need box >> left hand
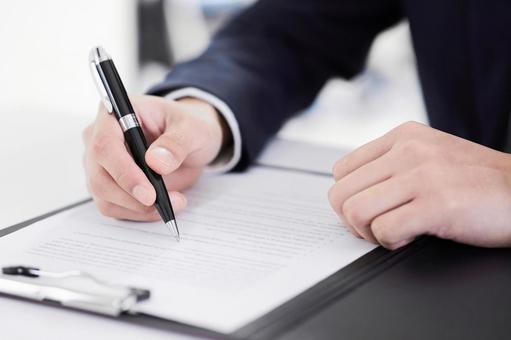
[328,121,511,250]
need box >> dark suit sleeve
[149,0,402,170]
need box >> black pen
[89,46,180,241]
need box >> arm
[82,0,403,221]
[150,0,403,169]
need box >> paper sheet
[0,166,376,333]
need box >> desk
[0,112,89,230]
[278,239,511,340]
[0,298,192,340]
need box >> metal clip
[89,46,114,114]
[1,265,150,316]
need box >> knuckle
[391,121,425,140]
[332,158,345,180]
[157,133,187,162]
[397,121,422,133]
[371,217,394,247]
[172,143,187,162]
[396,139,424,157]
[88,175,107,198]
[327,185,342,214]
[435,220,456,240]
[342,198,366,228]
[142,205,156,214]
[112,170,134,190]
[394,139,439,165]
[168,141,187,163]
[96,200,115,218]
[91,134,113,158]
[130,202,154,214]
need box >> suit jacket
[149,0,511,170]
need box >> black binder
[2,200,510,340]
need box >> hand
[83,95,227,221]
[328,121,511,250]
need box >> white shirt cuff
[165,87,242,173]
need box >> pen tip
[165,220,180,242]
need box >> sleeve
[165,87,242,174]
[149,0,403,170]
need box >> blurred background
[0,0,426,228]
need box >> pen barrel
[99,59,134,119]
[123,127,176,222]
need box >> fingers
[329,152,394,214]
[329,153,394,240]
[162,166,203,192]
[89,115,156,206]
[332,121,430,182]
[94,191,187,222]
[329,166,422,246]
[341,175,416,242]
[341,219,363,239]
[145,119,208,175]
[87,161,188,217]
[370,199,435,250]
[327,121,463,249]
[333,131,395,181]
[86,163,156,213]
[84,96,222,222]
[95,200,160,222]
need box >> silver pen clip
[89,46,114,114]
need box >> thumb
[145,125,205,175]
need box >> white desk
[0,112,90,230]
[0,298,192,340]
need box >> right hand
[82,95,227,221]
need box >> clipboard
[0,199,426,340]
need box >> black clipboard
[0,199,425,340]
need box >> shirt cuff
[165,87,242,174]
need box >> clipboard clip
[0,265,150,316]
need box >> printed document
[0,165,376,333]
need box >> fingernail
[133,185,153,206]
[151,147,177,170]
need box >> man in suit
[82,0,511,250]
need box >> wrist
[164,87,241,172]
[177,97,232,149]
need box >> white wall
[0,0,137,117]
[0,1,137,228]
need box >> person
[82,0,511,250]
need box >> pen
[89,46,180,241]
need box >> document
[0,165,376,333]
